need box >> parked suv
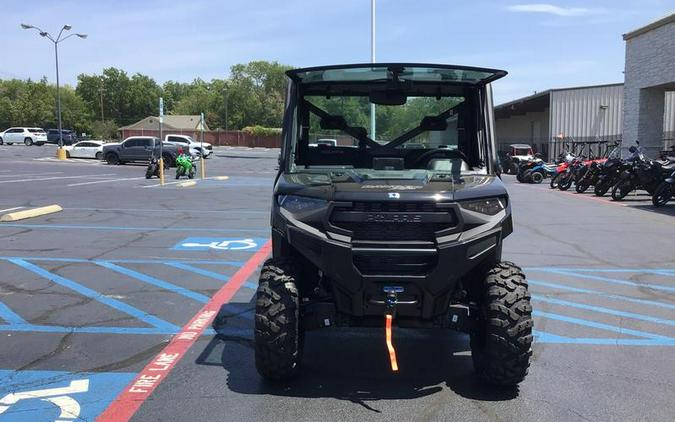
[102,136,178,166]
[0,127,48,146]
[46,129,77,145]
[253,63,532,386]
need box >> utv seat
[428,158,470,173]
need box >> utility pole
[99,79,105,122]
[224,90,229,133]
[370,0,376,141]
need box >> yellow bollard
[159,157,165,186]
[56,147,67,160]
[200,156,206,179]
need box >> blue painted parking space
[0,370,135,421]
[525,267,675,346]
[0,256,261,336]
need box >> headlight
[277,195,327,213]
[460,197,505,215]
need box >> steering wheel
[411,148,469,168]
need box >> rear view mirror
[420,116,448,131]
[369,90,407,106]
[320,115,347,130]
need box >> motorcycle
[575,143,621,193]
[652,167,675,206]
[145,156,161,179]
[550,152,575,189]
[175,152,196,179]
[558,157,587,191]
[611,146,670,201]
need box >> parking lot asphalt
[0,143,673,422]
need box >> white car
[64,140,104,159]
[0,127,48,146]
[165,134,213,158]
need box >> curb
[211,176,229,181]
[177,181,196,188]
[0,204,63,222]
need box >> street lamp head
[39,32,49,37]
[20,23,34,29]
[76,33,87,39]
[63,24,72,30]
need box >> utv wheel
[255,258,303,381]
[530,171,544,184]
[611,179,632,201]
[509,162,519,175]
[470,262,533,386]
[652,182,672,207]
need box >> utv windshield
[284,64,506,180]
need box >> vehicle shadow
[197,302,520,409]
[627,203,675,216]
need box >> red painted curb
[96,240,272,422]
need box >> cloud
[507,3,607,17]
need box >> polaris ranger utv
[255,63,533,386]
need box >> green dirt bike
[175,153,196,179]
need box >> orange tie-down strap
[385,314,399,371]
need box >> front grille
[354,253,437,276]
[330,201,456,243]
[341,222,436,241]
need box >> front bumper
[273,204,510,320]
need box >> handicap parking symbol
[0,370,135,421]
[173,237,266,252]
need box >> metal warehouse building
[495,84,675,160]
[495,13,675,161]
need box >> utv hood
[276,173,508,202]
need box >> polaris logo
[388,192,401,199]
[365,213,422,223]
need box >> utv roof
[286,63,507,86]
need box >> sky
[0,0,673,104]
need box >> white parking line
[142,180,185,188]
[67,177,146,187]
[0,173,117,184]
[0,172,64,178]
[0,207,24,213]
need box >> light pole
[21,23,87,155]
[370,0,376,141]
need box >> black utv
[255,63,533,386]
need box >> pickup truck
[164,134,213,157]
[101,136,179,166]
